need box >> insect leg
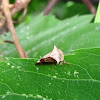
[63,60,72,66]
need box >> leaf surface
[0,48,100,100]
[95,2,100,23]
[1,14,100,58]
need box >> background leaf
[95,2,100,23]
[0,38,4,61]
[1,14,100,58]
[0,37,4,44]
[0,48,100,99]
[53,1,90,20]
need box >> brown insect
[35,45,70,66]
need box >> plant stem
[2,0,28,58]
[44,0,59,15]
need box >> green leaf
[0,37,4,44]
[95,2,100,23]
[53,1,90,20]
[0,38,5,62]
[1,14,100,58]
[0,55,5,62]
[0,48,100,99]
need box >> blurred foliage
[11,0,96,23]
[27,0,47,14]
[0,37,3,44]
[1,14,100,59]
[95,2,100,23]
[52,1,90,19]
[0,0,99,59]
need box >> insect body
[35,45,70,66]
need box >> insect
[35,45,70,66]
